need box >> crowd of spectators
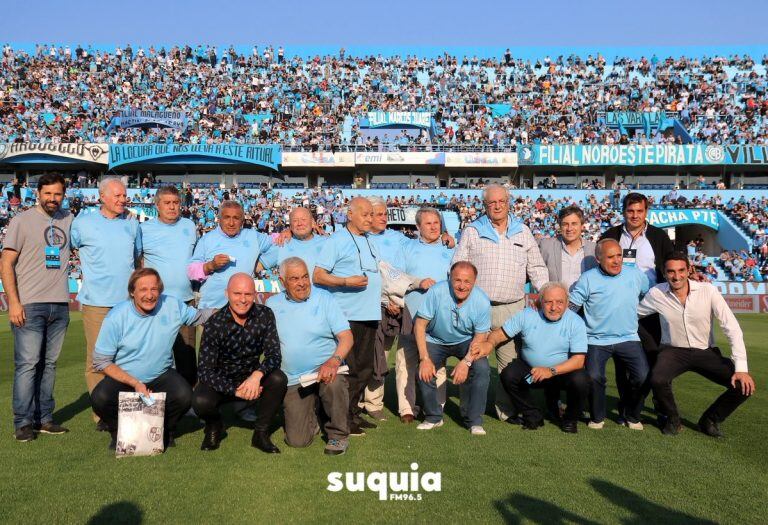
[2,44,768,148]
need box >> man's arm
[530,354,586,383]
[524,228,549,292]
[317,329,353,384]
[710,288,749,373]
[451,226,475,264]
[197,320,240,395]
[0,249,24,327]
[414,317,437,382]
[637,287,660,318]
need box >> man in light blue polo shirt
[140,185,198,386]
[314,197,382,436]
[267,257,353,456]
[70,177,141,423]
[471,282,590,433]
[260,206,325,281]
[187,200,274,309]
[415,261,491,435]
[570,238,650,430]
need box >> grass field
[0,312,765,524]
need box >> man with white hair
[453,183,548,423]
[267,257,353,455]
[71,176,142,426]
[260,206,325,281]
[471,282,590,433]
[187,200,274,309]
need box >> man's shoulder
[537,236,558,251]
[105,300,133,320]
[600,225,622,240]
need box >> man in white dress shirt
[638,253,756,438]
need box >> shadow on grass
[494,493,601,524]
[86,501,143,525]
[53,392,91,424]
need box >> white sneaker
[625,421,644,430]
[470,425,486,436]
[417,420,444,430]
[588,420,605,429]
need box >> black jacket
[600,223,674,284]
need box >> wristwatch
[463,358,473,368]
[330,355,343,365]
[549,367,558,376]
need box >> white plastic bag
[116,392,166,458]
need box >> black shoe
[349,423,366,437]
[201,422,225,451]
[108,431,117,451]
[561,420,578,434]
[34,422,69,435]
[251,431,280,453]
[164,431,176,448]
[657,413,669,429]
[662,419,683,436]
[506,415,524,425]
[522,420,544,431]
[698,414,724,438]
[356,418,377,429]
[96,420,110,432]
[14,425,36,442]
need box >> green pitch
[0,313,765,524]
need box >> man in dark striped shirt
[192,273,287,453]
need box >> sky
[2,0,767,58]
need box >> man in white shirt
[638,253,756,437]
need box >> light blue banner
[364,111,432,129]
[108,109,187,131]
[517,144,725,166]
[723,145,768,165]
[109,144,281,170]
[648,209,720,230]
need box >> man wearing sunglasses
[314,197,382,437]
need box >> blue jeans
[418,340,490,427]
[586,341,649,424]
[12,303,70,429]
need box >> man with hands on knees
[192,273,288,453]
[415,261,491,435]
[471,282,591,433]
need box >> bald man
[314,197,383,436]
[193,273,287,453]
[261,207,326,281]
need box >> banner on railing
[647,209,720,230]
[281,151,355,167]
[444,152,518,167]
[723,145,768,165]
[517,144,726,166]
[363,112,432,129]
[109,144,281,170]
[0,143,109,164]
[355,151,444,165]
[109,110,187,131]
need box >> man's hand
[731,372,756,396]
[530,367,553,383]
[236,372,264,400]
[274,229,292,246]
[317,357,341,384]
[451,360,470,385]
[134,382,151,397]
[441,233,456,249]
[419,278,436,290]
[8,301,25,327]
[690,271,708,282]
[385,302,401,316]
[469,341,494,360]
[209,254,231,272]
[419,358,436,382]
[344,275,368,288]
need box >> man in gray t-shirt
[1,174,73,442]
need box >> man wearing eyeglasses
[415,261,491,435]
[314,197,382,437]
[453,184,548,423]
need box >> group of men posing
[2,176,756,456]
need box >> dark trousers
[173,323,197,387]
[616,314,661,415]
[192,370,287,433]
[500,359,591,425]
[650,345,750,423]
[91,369,192,433]
[346,320,378,423]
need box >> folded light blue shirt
[266,287,350,386]
[569,266,650,345]
[190,227,274,308]
[502,307,588,367]
[416,280,491,345]
[71,211,142,307]
[93,295,199,383]
[260,235,326,282]
[403,238,454,319]
[315,229,382,322]
[140,217,198,301]
[368,228,409,270]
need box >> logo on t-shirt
[43,226,68,248]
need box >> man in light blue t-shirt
[70,177,141,423]
[260,206,326,281]
[569,238,650,430]
[140,185,198,386]
[267,257,353,456]
[414,261,491,435]
[472,282,590,433]
[187,201,274,309]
